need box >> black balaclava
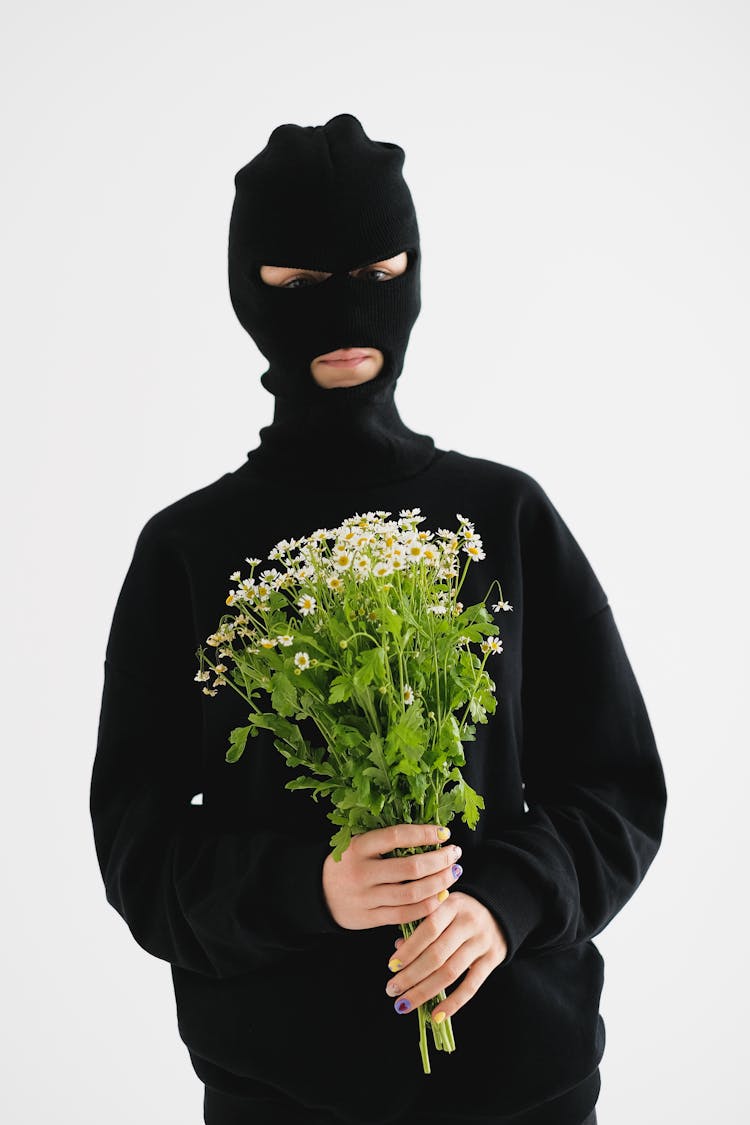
[228,113,438,487]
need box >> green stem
[397,918,457,1074]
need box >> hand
[384,891,508,1019]
[322,823,463,931]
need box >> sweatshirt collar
[245,368,437,488]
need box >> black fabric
[227,112,435,487]
[90,453,665,1124]
[204,1069,600,1123]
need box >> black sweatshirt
[90,408,667,1125]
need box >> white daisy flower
[294,651,311,670]
[276,634,294,646]
[297,593,317,616]
[464,542,486,561]
[492,599,514,613]
[403,684,414,705]
[480,636,503,655]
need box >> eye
[282,275,324,290]
[352,268,393,282]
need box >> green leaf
[380,609,402,640]
[394,756,422,777]
[289,632,329,655]
[362,765,388,786]
[225,725,251,763]
[329,823,353,862]
[352,646,385,691]
[388,701,427,760]
[271,671,298,718]
[284,776,323,792]
[461,778,486,829]
[328,673,354,704]
[337,787,363,809]
[247,712,307,758]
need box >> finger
[386,905,463,986]
[388,898,457,971]
[429,954,495,1022]
[370,885,454,927]
[374,842,462,885]
[358,823,450,859]
[389,940,486,1018]
[376,859,463,910]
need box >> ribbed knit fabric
[227,114,424,410]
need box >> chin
[313,364,381,389]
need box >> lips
[320,349,370,364]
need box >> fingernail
[452,864,463,879]
[388,957,403,972]
[432,1010,446,1023]
[437,889,449,902]
[437,826,450,841]
[395,998,412,1014]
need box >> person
[89,113,667,1125]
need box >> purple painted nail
[452,864,463,879]
[395,997,412,1014]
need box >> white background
[2,1,748,1122]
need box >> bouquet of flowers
[195,507,512,1074]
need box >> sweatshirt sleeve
[457,479,668,965]
[89,514,348,982]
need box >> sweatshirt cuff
[267,835,350,938]
[457,843,546,965]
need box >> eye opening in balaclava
[251,246,418,287]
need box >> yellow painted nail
[437,827,450,841]
[388,957,403,972]
[432,1010,446,1023]
[437,889,450,903]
